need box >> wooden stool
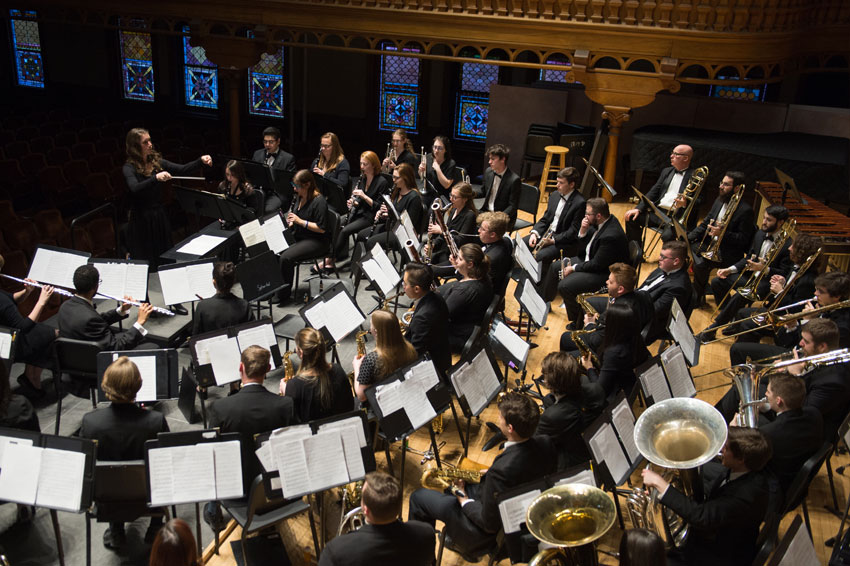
[539,145,569,202]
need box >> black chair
[628,239,643,269]
[751,473,784,566]
[293,210,342,298]
[53,337,102,434]
[780,440,833,538]
[512,183,540,233]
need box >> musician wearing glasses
[687,171,755,305]
[252,126,296,211]
[426,182,477,266]
[641,426,772,566]
[312,132,351,197]
[624,144,695,245]
[383,128,420,174]
[635,240,693,344]
[419,135,459,200]
[480,144,521,230]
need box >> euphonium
[672,165,708,227]
[737,219,796,302]
[699,186,744,263]
[723,364,764,428]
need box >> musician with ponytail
[437,244,493,352]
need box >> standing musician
[636,240,693,344]
[408,393,556,562]
[437,244,494,353]
[322,150,390,272]
[556,198,630,329]
[426,182,477,266]
[535,352,606,471]
[688,171,755,306]
[276,170,329,305]
[641,427,772,566]
[217,160,260,216]
[418,135,459,200]
[356,163,423,253]
[353,310,418,402]
[402,263,451,377]
[312,132,351,208]
[281,327,352,422]
[252,126,296,211]
[624,144,695,245]
[382,128,419,174]
[480,144,522,231]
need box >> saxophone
[571,286,607,368]
[283,351,295,381]
[420,457,486,495]
[347,330,369,388]
[699,186,744,263]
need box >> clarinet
[342,174,365,227]
[285,196,298,227]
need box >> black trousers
[557,267,608,330]
[625,211,676,246]
[279,238,328,300]
[334,215,371,259]
[407,485,495,555]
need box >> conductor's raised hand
[200,155,212,167]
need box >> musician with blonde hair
[353,310,418,401]
[311,131,350,194]
[283,327,352,421]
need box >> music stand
[635,356,673,406]
[0,325,18,365]
[582,156,617,198]
[769,515,819,566]
[775,167,808,206]
[632,185,673,260]
[189,318,283,388]
[513,273,549,345]
[666,298,700,367]
[236,250,287,318]
[449,345,504,455]
[298,283,366,364]
[489,319,530,381]
[96,348,179,403]
[669,213,697,268]
[578,125,609,199]
[174,186,226,221]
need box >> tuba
[736,219,796,302]
[672,165,708,227]
[699,186,744,263]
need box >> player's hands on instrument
[672,195,686,209]
[137,303,153,326]
[584,313,598,327]
[716,268,732,279]
[200,155,212,166]
[279,379,287,396]
[418,162,426,175]
[580,353,594,370]
[801,300,817,320]
[786,347,805,375]
[312,166,325,176]
[120,295,134,314]
[624,208,640,221]
[352,188,365,199]
[528,233,538,248]
[541,237,554,248]
[37,285,53,305]
[352,354,364,378]
[746,257,766,272]
[769,275,785,295]
[286,212,299,225]
[641,468,670,495]
[562,264,575,279]
[21,278,37,297]
[708,221,722,237]
[382,157,395,170]
[155,171,172,182]
[427,223,442,235]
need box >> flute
[93,290,175,316]
[0,273,74,297]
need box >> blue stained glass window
[120,29,155,102]
[454,62,498,142]
[182,27,218,109]
[9,9,45,88]
[540,59,570,83]
[379,44,420,132]
[249,49,284,118]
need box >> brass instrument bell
[526,484,616,548]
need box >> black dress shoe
[16,375,46,401]
[103,527,127,550]
[170,304,188,315]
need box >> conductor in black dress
[402,262,451,377]
[480,144,521,231]
[319,471,435,566]
[252,126,296,212]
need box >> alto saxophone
[282,351,295,383]
[571,286,607,367]
[347,330,369,388]
[420,457,486,496]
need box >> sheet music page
[262,214,289,253]
[130,354,158,402]
[0,442,41,505]
[305,431,351,492]
[611,399,640,464]
[473,350,502,401]
[498,489,542,534]
[0,332,11,360]
[304,301,328,330]
[0,435,33,465]
[239,219,265,248]
[513,234,540,283]
[401,381,437,430]
[451,362,485,415]
[255,441,274,473]
[124,262,150,301]
[147,447,174,506]
[157,267,193,306]
[371,243,401,289]
[317,420,365,480]
[92,261,127,298]
[555,469,596,487]
[520,278,548,327]
[322,291,364,342]
[588,423,630,485]
[35,448,85,512]
[394,225,415,261]
[375,380,404,416]
[779,522,820,566]
[492,320,530,368]
[176,234,227,256]
[193,334,229,366]
[208,336,242,385]
[383,195,400,222]
[169,444,217,504]
[362,258,394,296]
[400,210,418,241]
[236,325,279,370]
[661,345,695,398]
[213,441,244,500]
[669,300,698,365]
[270,426,312,498]
[406,359,440,391]
[639,362,671,403]
[187,264,217,299]
[29,247,89,288]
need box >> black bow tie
[765,235,774,242]
[266,152,277,160]
[494,172,502,178]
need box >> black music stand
[189,318,283,388]
[582,156,617,199]
[578,125,609,199]
[0,325,18,366]
[488,319,530,385]
[298,284,366,365]
[96,348,179,403]
[312,173,346,213]
[236,250,287,318]
[160,221,237,264]
[635,356,673,406]
[449,345,504,456]
[512,273,549,346]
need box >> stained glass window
[182,26,218,110]
[710,80,767,101]
[9,9,45,88]
[120,29,155,102]
[540,59,570,83]
[378,44,420,132]
[454,62,498,142]
[249,49,284,118]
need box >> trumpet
[382,143,395,174]
[699,186,744,263]
[532,227,554,258]
[558,250,565,281]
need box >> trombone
[698,186,744,263]
[736,219,796,303]
[762,247,822,310]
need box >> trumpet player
[418,135,459,200]
[407,393,556,562]
[402,263,452,377]
[641,427,772,566]
[382,128,419,174]
[688,172,755,306]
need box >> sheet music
[29,247,89,288]
[375,380,405,416]
[131,354,158,402]
[639,362,671,403]
[451,351,500,415]
[400,210,418,241]
[0,442,41,505]
[0,332,11,360]
[262,214,289,253]
[304,301,329,330]
[555,469,596,487]
[305,431,352,491]
[395,225,415,261]
[170,444,216,505]
[611,399,640,464]
[401,381,437,430]
[187,263,217,299]
[406,359,441,391]
[212,441,244,500]
[270,425,313,497]
[661,345,695,398]
[779,521,820,566]
[362,258,395,296]
[208,336,242,385]
[255,441,274,473]
[371,243,401,289]
[193,334,229,366]
[498,489,542,534]
[492,320,530,368]
[383,195,401,222]
[669,299,698,365]
[93,261,149,301]
[239,219,265,248]
[588,423,630,485]
[35,448,85,512]
[158,262,216,305]
[176,234,227,256]
[0,435,32,465]
[513,234,540,283]
[236,324,279,370]
[322,291,364,342]
[519,278,548,327]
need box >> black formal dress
[208,383,297,492]
[192,292,254,336]
[58,295,144,351]
[636,267,693,343]
[0,290,55,365]
[357,189,424,253]
[394,149,420,172]
[318,520,436,566]
[430,207,476,265]
[536,381,606,470]
[252,148,297,211]
[284,364,354,423]
[405,291,451,377]
[626,166,694,244]
[437,279,494,352]
[336,174,391,260]
[278,195,331,302]
[761,407,823,493]
[586,341,650,398]
[481,167,521,230]
[422,155,459,200]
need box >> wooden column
[600,106,630,202]
[218,69,244,156]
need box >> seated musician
[382,128,420,174]
[480,144,521,230]
[355,163,424,253]
[579,303,650,398]
[624,144,695,245]
[80,356,169,548]
[437,244,494,353]
[618,529,667,566]
[635,240,693,344]
[353,311,418,402]
[218,160,260,217]
[528,167,586,302]
[252,126,296,211]
[311,132,351,208]
[59,264,154,351]
[419,135,459,201]
[276,170,330,305]
[555,198,630,328]
[426,182,477,266]
[0,360,40,432]
[192,261,254,336]
[535,352,605,471]
[721,233,822,342]
[687,171,755,306]
[407,393,556,561]
[642,426,772,566]
[0,255,56,400]
[403,262,451,377]
[701,205,792,339]
[319,471,435,566]
[281,328,353,422]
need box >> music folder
[582,406,641,489]
[189,318,283,387]
[449,346,503,418]
[659,343,697,399]
[513,273,549,328]
[96,348,179,403]
[28,244,91,289]
[236,250,286,302]
[156,257,217,306]
[298,284,366,346]
[636,356,672,406]
[767,514,819,566]
[0,325,17,364]
[489,319,530,371]
[512,234,541,284]
[359,243,401,297]
[238,211,293,256]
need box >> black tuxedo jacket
[731,228,792,277]
[638,166,694,213]
[689,196,755,264]
[761,407,823,492]
[481,167,521,228]
[531,190,585,246]
[573,216,629,275]
[58,296,142,351]
[252,148,296,174]
[484,236,513,297]
[777,268,817,308]
[80,403,169,461]
[208,384,297,492]
[317,520,436,566]
[637,267,693,341]
[405,291,451,376]
[536,382,605,470]
[803,362,850,439]
[191,292,254,336]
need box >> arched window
[9,9,45,88]
[182,26,218,109]
[248,48,285,118]
[378,43,421,133]
[454,62,498,142]
[119,26,155,102]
